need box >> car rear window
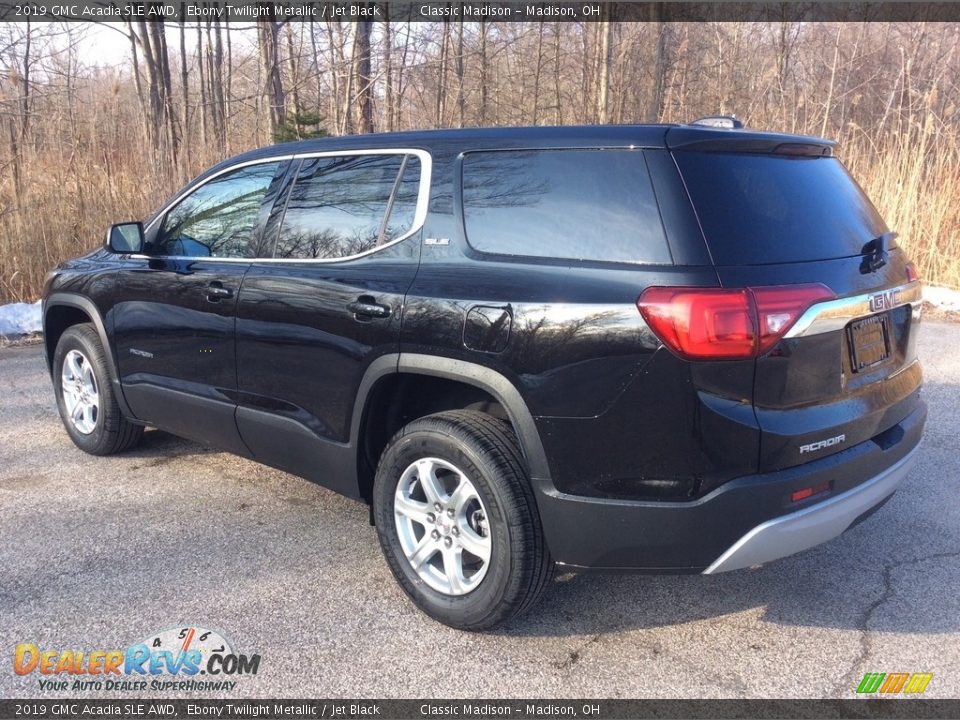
[461,149,671,264]
[674,152,889,265]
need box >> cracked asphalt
[1,322,958,699]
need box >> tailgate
[673,147,924,472]
[716,257,922,471]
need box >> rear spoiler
[665,126,836,155]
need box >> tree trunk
[150,20,178,161]
[179,18,189,175]
[436,17,451,126]
[285,22,302,134]
[210,20,226,152]
[596,11,612,123]
[124,20,149,146]
[553,23,562,124]
[479,19,489,125]
[258,19,287,141]
[325,21,344,134]
[355,16,374,133]
[649,4,667,122]
[821,24,842,137]
[224,22,232,151]
[532,21,544,124]
[384,10,395,132]
[196,22,208,147]
[395,22,411,130]
[340,22,356,134]
[19,20,31,144]
[456,16,465,127]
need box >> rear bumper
[535,401,926,572]
[702,445,918,573]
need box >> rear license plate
[848,314,891,372]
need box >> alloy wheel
[393,457,492,595]
[61,349,99,435]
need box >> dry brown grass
[844,115,960,289]
[0,144,218,303]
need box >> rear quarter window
[460,149,671,264]
[674,151,889,265]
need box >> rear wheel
[53,324,143,455]
[373,410,553,630]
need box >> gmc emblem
[869,289,902,312]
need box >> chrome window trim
[784,280,922,338]
[134,148,432,264]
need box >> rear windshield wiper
[861,231,897,273]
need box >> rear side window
[275,154,421,260]
[674,152,889,265]
[461,149,670,264]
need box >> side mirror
[105,222,144,254]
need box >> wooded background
[1,18,958,302]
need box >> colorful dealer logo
[13,626,260,692]
[856,672,933,695]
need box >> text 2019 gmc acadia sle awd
[43,121,925,630]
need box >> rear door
[673,148,923,472]
[113,160,288,454]
[233,150,427,497]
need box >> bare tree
[383,10,395,131]
[596,10,613,122]
[649,5,668,121]
[355,16,374,133]
[258,18,286,141]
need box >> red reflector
[791,481,831,503]
[637,284,835,361]
[906,263,920,283]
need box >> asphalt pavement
[1,323,958,699]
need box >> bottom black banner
[0,700,957,720]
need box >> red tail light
[637,284,835,360]
[906,263,920,283]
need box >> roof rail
[689,115,744,129]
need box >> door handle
[206,283,233,301]
[347,296,391,319]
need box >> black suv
[43,123,925,630]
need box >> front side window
[155,162,283,258]
[461,149,671,264]
[274,154,421,260]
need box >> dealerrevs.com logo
[14,626,261,693]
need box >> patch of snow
[924,285,960,313]
[0,300,42,337]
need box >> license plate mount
[848,313,891,372]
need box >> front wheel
[53,323,143,455]
[373,410,553,630]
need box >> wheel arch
[43,293,132,417]
[351,354,552,502]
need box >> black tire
[53,323,143,456]
[373,410,553,630]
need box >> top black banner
[3,1,960,23]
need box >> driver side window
[154,162,283,258]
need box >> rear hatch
[668,130,922,472]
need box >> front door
[113,160,289,454]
